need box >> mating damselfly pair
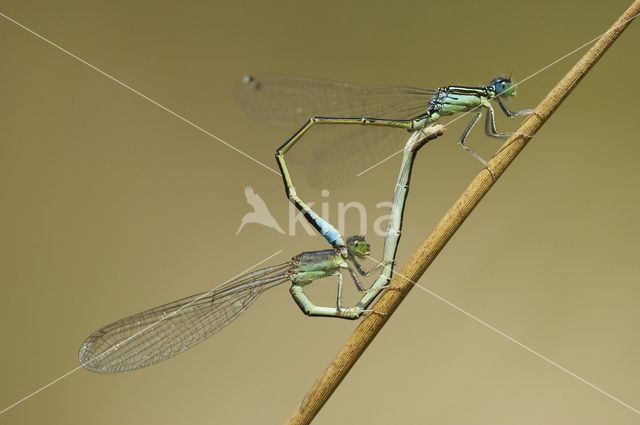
[79,75,536,372]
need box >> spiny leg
[484,103,532,139]
[342,260,391,293]
[350,256,390,278]
[349,259,395,293]
[458,111,491,167]
[275,116,414,248]
[345,265,365,292]
[495,98,541,119]
[344,260,387,293]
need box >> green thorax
[290,249,344,283]
[432,85,491,117]
[416,77,517,128]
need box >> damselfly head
[489,77,516,98]
[346,235,370,257]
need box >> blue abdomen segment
[306,208,344,246]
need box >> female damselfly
[78,125,446,372]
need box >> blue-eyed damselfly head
[346,235,370,257]
[489,77,517,98]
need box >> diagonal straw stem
[285,1,640,424]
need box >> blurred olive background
[1,0,639,424]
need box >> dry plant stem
[285,2,640,424]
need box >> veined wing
[236,74,435,128]
[79,263,291,373]
[236,75,437,187]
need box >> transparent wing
[236,74,435,127]
[236,74,437,187]
[79,263,291,372]
[286,125,409,187]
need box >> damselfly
[78,125,446,372]
[238,75,537,249]
[79,235,373,372]
[238,74,536,169]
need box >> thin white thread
[0,250,283,415]
[0,12,281,177]
[356,11,640,177]
[364,255,640,416]
[357,126,447,177]
[356,148,404,177]
[2,4,638,417]
[0,10,287,415]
